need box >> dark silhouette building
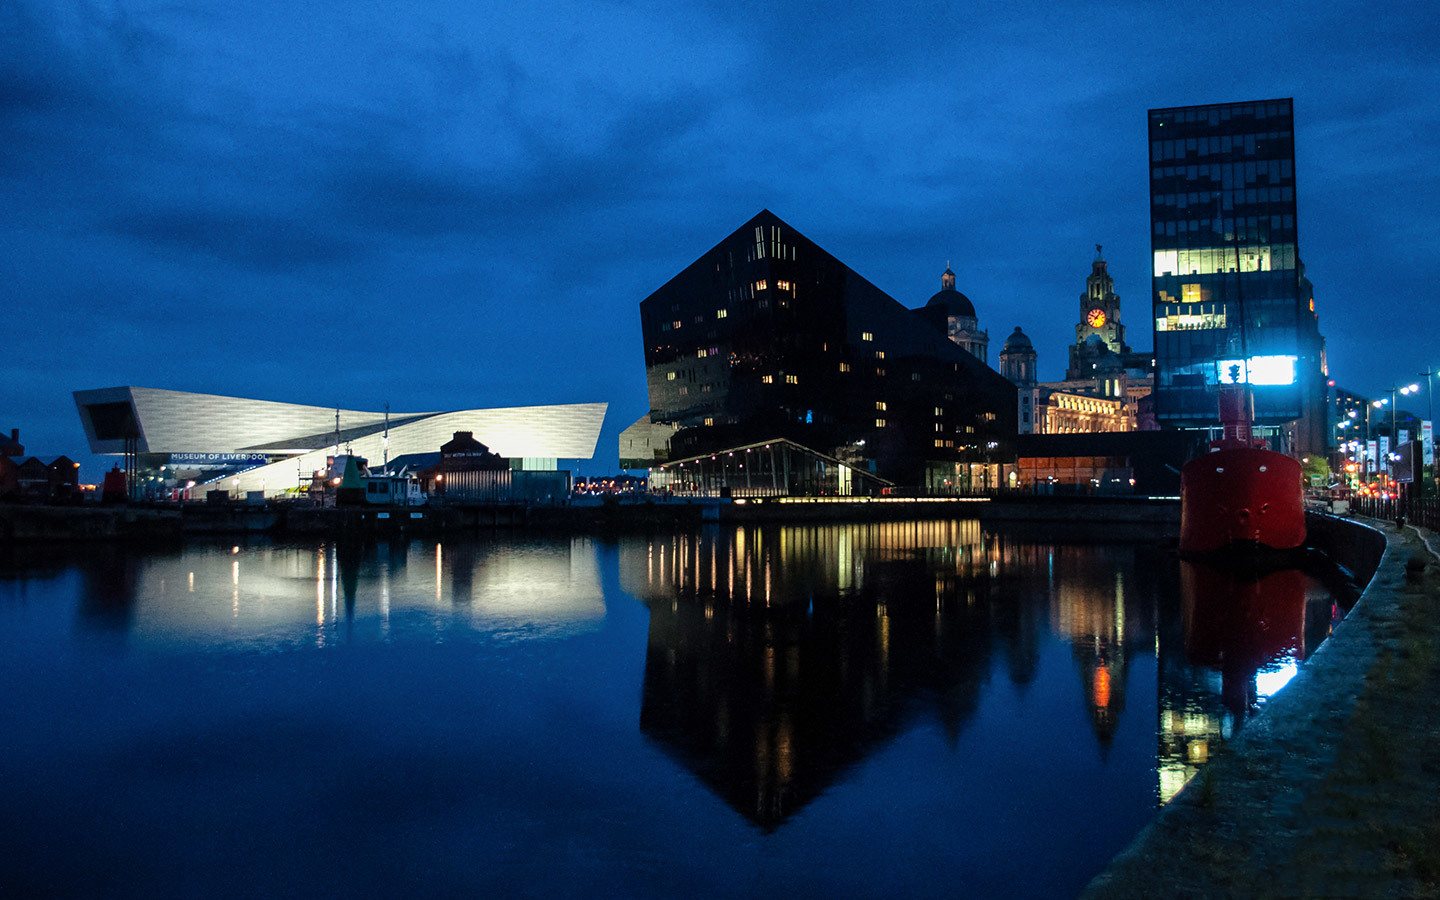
[0,428,22,498]
[627,210,1017,492]
[1148,98,1327,453]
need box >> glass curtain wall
[1149,99,1304,432]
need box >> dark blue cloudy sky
[3,0,1438,473]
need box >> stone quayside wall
[1086,515,1440,898]
[0,495,1182,541]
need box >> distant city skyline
[4,0,1437,473]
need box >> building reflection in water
[1156,561,1343,804]
[1048,548,1158,752]
[626,521,1169,829]
[627,521,1344,826]
[33,537,608,645]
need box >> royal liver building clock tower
[1066,245,1130,380]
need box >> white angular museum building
[74,386,607,497]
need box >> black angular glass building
[630,210,1017,491]
[1149,98,1324,447]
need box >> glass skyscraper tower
[1149,98,1323,447]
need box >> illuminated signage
[1215,355,1297,386]
[168,453,271,466]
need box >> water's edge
[1083,514,1399,897]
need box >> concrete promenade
[1086,518,1440,898]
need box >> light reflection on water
[0,524,1343,897]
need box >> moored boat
[1179,380,1306,558]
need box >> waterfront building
[628,210,1017,493]
[1148,98,1327,453]
[8,454,80,499]
[1001,251,1157,437]
[914,265,989,363]
[1067,246,1130,382]
[1061,248,1156,419]
[1001,326,1136,436]
[1015,430,1201,494]
[74,386,607,497]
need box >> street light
[1422,369,1438,496]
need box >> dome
[926,288,977,319]
[924,264,977,319]
[1002,326,1033,352]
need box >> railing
[1351,495,1440,531]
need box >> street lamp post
[1422,369,1437,498]
[1368,399,1382,481]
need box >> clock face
[1086,308,1107,328]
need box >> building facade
[632,210,1017,492]
[1148,98,1325,452]
[1068,246,1129,379]
[74,386,607,497]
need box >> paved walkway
[1086,519,1440,899]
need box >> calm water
[0,522,1342,897]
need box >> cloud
[108,208,365,270]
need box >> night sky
[4,0,1437,474]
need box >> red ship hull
[1179,446,1306,555]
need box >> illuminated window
[839,362,851,372]
[875,351,886,360]
[876,367,886,376]
[861,331,874,341]
[934,423,943,432]
[983,412,997,422]
[754,279,768,291]
[697,348,708,358]
[934,439,944,448]
[875,401,887,411]
[1181,283,1202,303]
[1155,306,1227,332]
[666,372,677,381]
[911,373,921,381]
[934,406,944,416]
[785,374,799,384]
[703,417,714,426]
[715,308,728,319]
[875,418,887,428]
[761,374,774,384]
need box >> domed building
[999,327,1036,388]
[999,326,1042,434]
[915,265,988,363]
